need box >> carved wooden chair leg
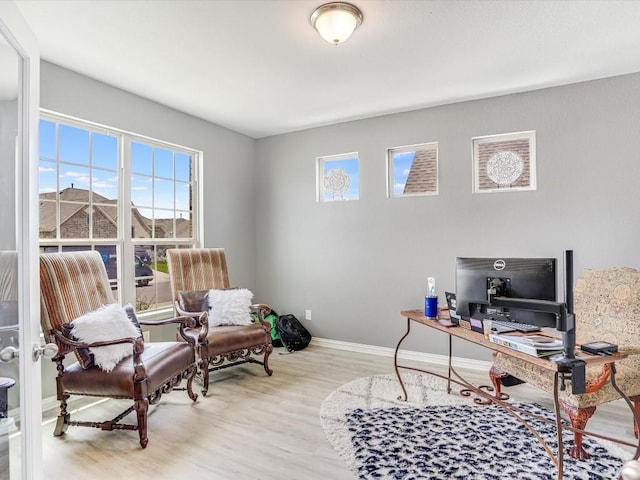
[560,401,596,459]
[135,398,149,449]
[263,345,273,376]
[632,395,640,438]
[53,390,70,436]
[54,413,70,436]
[200,358,210,397]
[196,341,210,397]
[489,364,508,398]
[185,365,198,402]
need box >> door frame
[0,3,42,480]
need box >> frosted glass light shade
[311,2,363,45]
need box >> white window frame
[472,130,536,194]
[316,152,360,202]
[38,110,202,317]
[387,142,439,198]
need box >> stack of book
[488,333,564,357]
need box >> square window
[316,153,359,202]
[387,143,438,198]
[472,131,536,193]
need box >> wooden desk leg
[393,317,412,401]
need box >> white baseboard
[35,339,490,415]
[8,395,61,424]
[40,397,112,427]
[41,395,61,414]
[310,337,492,372]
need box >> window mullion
[121,134,135,306]
[196,152,203,246]
[55,122,61,240]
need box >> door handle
[0,346,19,363]
[32,343,58,362]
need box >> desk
[393,309,639,480]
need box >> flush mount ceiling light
[310,2,363,45]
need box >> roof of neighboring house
[39,187,117,234]
[403,149,438,195]
[39,187,156,237]
[154,217,192,239]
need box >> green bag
[263,309,283,347]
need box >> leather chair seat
[184,324,271,356]
[62,342,195,398]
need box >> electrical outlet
[305,309,312,321]
[143,330,151,343]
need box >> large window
[39,112,201,314]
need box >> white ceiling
[14,0,640,139]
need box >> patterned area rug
[320,373,628,480]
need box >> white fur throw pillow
[208,288,254,326]
[71,303,141,372]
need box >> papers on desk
[488,333,564,357]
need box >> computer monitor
[455,257,557,327]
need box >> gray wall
[255,73,640,360]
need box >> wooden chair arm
[173,301,209,344]
[53,328,147,376]
[174,301,202,319]
[619,346,640,356]
[132,337,146,382]
[585,364,611,393]
[251,303,271,314]
[583,347,638,394]
[138,315,197,328]
[251,303,272,330]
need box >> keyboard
[490,320,541,333]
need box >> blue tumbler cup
[425,295,438,318]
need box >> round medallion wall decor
[324,167,350,197]
[486,150,524,185]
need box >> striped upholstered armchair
[167,248,273,396]
[490,267,640,459]
[39,251,199,448]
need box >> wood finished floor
[40,344,637,480]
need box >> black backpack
[276,314,311,352]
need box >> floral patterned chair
[490,267,640,459]
[166,248,273,397]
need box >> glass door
[0,3,43,480]
[0,28,22,480]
